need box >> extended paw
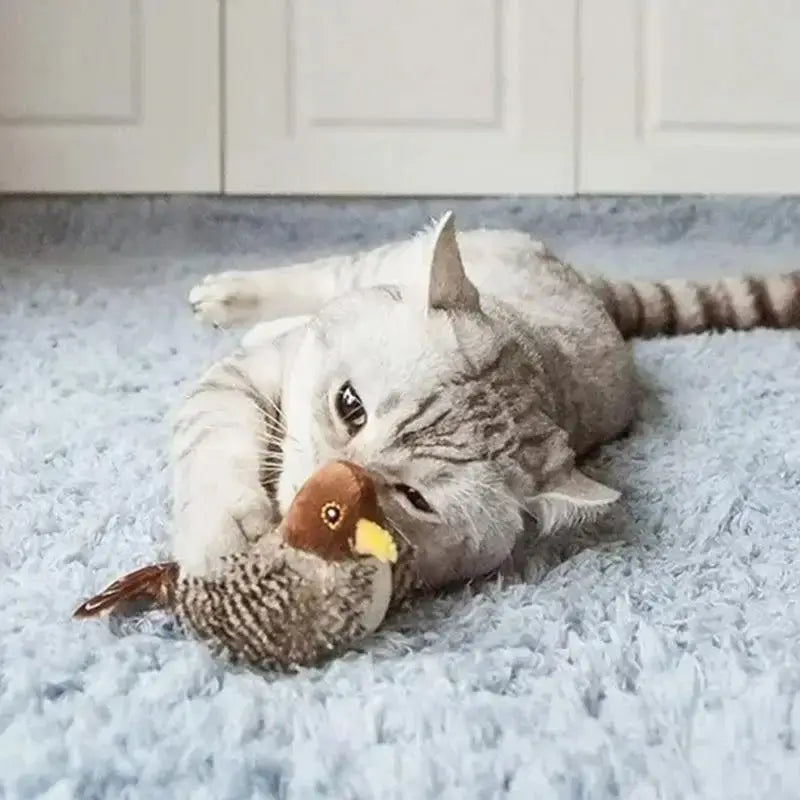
[188,271,265,327]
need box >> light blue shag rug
[2,196,800,800]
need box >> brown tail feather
[73,562,179,619]
[590,271,800,339]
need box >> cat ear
[538,469,620,507]
[427,210,480,314]
[530,468,620,533]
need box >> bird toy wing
[73,561,178,618]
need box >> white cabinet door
[225,0,576,195]
[580,0,800,194]
[0,0,219,193]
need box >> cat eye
[334,380,367,435]
[394,483,434,514]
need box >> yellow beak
[353,519,398,564]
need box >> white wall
[1,0,799,194]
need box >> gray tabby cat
[174,211,800,590]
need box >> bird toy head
[282,461,398,564]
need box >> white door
[0,0,219,193]
[225,0,576,195]
[580,0,800,194]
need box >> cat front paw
[189,271,265,327]
[174,482,277,576]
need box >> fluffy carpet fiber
[2,196,800,800]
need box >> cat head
[277,211,618,586]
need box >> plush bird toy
[74,461,415,671]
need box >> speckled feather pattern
[171,530,421,671]
[173,549,383,672]
[3,197,800,800]
[70,511,423,669]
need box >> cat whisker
[382,512,412,547]
[260,395,292,433]
[254,431,290,451]
[451,474,532,522]
[259,425,300,449]
[260,462,283,470]
[448,483,486,545]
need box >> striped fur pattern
[590,272,800,339]
[174,211,800,600]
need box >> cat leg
[171,337,292,576]
[189,237,419,327]
[189,264,333,327]
[189,257,348,327]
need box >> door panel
[0,0,219,193]
[225,0,576,195]
[580,0,800,193]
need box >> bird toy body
[74,461,412,671]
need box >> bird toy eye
[321,502,343,529]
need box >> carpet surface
[2,196,800,800]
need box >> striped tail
[590,272,800,339]
[73,562,178,619]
